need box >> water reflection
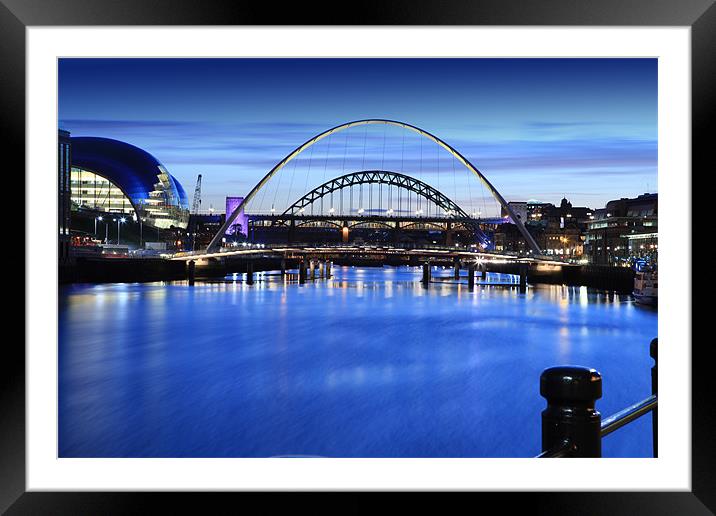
[59,266,657,458]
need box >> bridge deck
[169,244,572,266]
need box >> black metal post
[453,257,460,280]
[468,264,475,291]
[298,260,307,284]
[280,257,286,276]
[246,261,254,285]
[651,337,658,458]
[187,260,195,286]
[519,263,527,293]
[422,262,431,287]
[541,366,603,457]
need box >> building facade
[585,193,658,265]
[504,201,528,225]
[186,213,227,250]
[537,198,592,258]
[58,129,72,260]
[70,137,190,230]
[501,197,594,258]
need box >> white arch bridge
[206,119,542,255]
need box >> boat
[633,270,657,306]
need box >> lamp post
[116,217,126,245]
[133,213,143,248]
[95,215,103,236]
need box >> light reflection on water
[59,266,657,458]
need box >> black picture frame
[3,0,713,513]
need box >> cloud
[61,118,657,211]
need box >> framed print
[4,0,714,513]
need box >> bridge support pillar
[299,260,307,284]
[519,263,527,293]
[468,264,475,291]
[479,262,486,277]
[280,258,286,276]
[246,261,254,285]
[318,260,325,279]
[187,260,195,286]
[445,222,455,247]
[453,257,460,280]
[288,219,296,244]
[309,260,316,279]
[326,260,332,278]
[422,262,431,287]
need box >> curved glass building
[70,137,190,229]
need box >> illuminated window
[70,168,134,215]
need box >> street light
[95,215,103,235]
[132,213,144,248]
[117,217,126,245]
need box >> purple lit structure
[225,196,248,236]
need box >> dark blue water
[59,266,657,457]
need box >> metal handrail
[536,439,574,458]
[600,394,657,437]
[536,394,658,457]
[537,338,658,458]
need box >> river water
[59,266,657,457]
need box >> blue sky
[59,58,657,212]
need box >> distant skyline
[59,58,657,211]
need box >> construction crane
[189,174,202,250]
[191,174,203,215]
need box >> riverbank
[60,255,635,293]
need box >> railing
[188,241,527,255]
[537,338,658,458]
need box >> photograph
[4,2,711,508]
[57,57,659,459]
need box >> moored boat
[633,270,657,306]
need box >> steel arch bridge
[281,169,489,245]
[207,119,542,254]
[284,170,467,218]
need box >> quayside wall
[60,256,636,293]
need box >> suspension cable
[302,143,315,215]
[341,130,349,215]
[284,146,299,212]
[322,132,332,215]
[452,148,458,217]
